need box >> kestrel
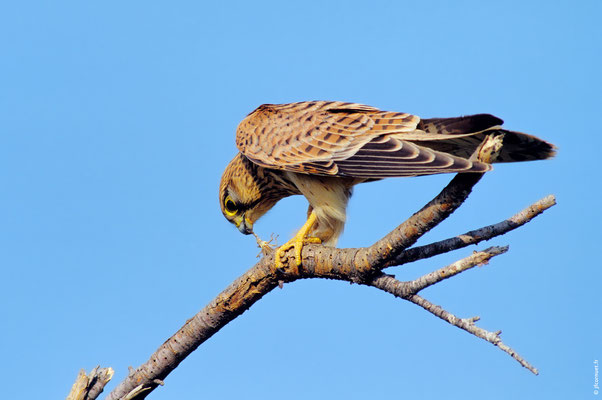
[219,101,555,269]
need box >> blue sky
[1,1,600,399]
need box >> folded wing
[236,101,554,178]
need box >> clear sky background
[1,1,600,399]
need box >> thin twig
[368,248,539,375]
[407,295,539,375]
[401,246,508,294]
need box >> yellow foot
[274,236,321,271]
[273,212,321,272]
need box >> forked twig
[369,246,539,374]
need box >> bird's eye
[224,196,238,216]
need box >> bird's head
[219,153,281,235]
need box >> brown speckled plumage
[219,101,555,246]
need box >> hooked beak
[236,214,253,235]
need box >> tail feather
[417,114,556,163]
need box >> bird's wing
[236,101,493,178]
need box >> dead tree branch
[67,367,114,400]
[74,170,555,399]
[387,194,556,267]
[368,246,539,374]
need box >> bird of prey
[219,101,555,269]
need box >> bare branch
[367,248,539,375]
[352,173,484,276]
[366,246,507,298]
[388,195,556,267]
[407,295,539,375]
[404,245,508,293]
[105,259,279,400]
[67,366,114,400]
[103,170,553,399]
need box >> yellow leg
[274,212,321,271]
